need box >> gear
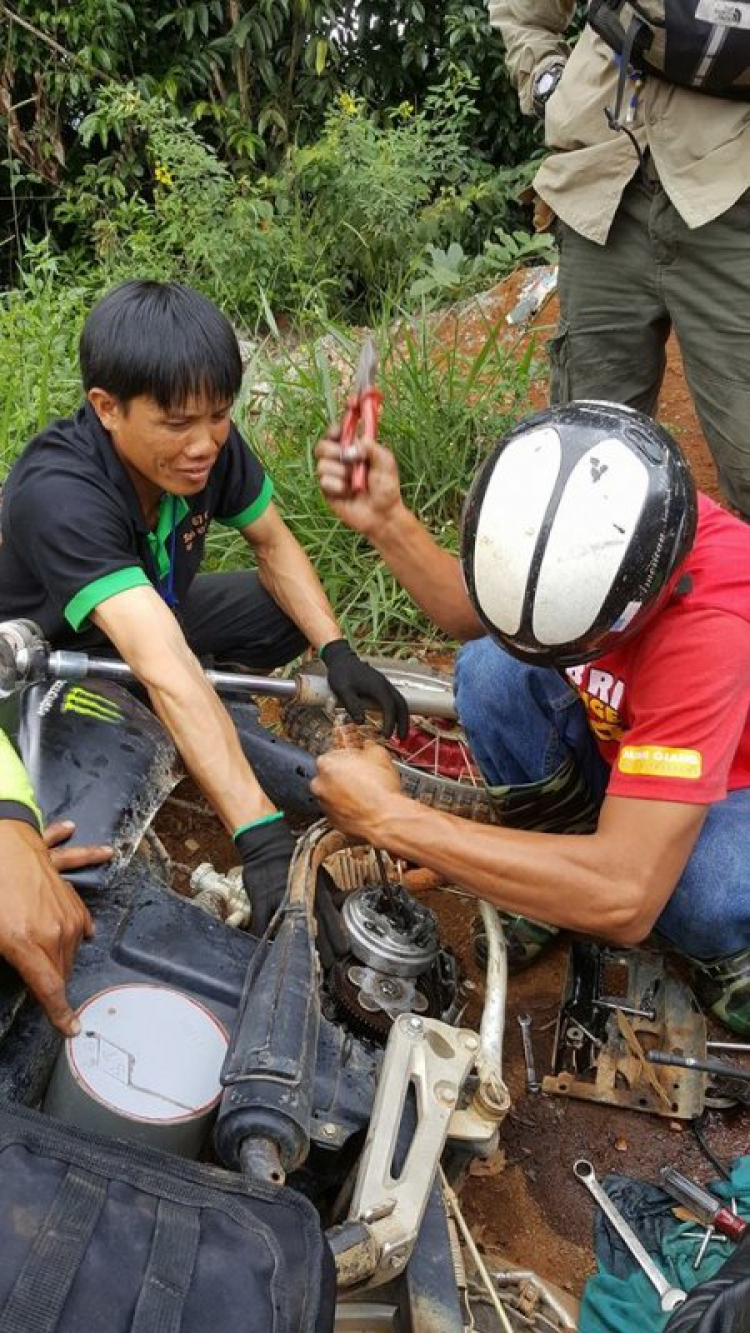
[331,957,439,1043]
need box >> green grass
[0,248,93,470]
[209,314,541,649]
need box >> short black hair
[80,280,243,410]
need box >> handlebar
[0,619,458,719]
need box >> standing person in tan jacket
[489,0,750,518]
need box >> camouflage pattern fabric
[473,911,560,972]
[485,755,600,836]
[689,947,750,1036]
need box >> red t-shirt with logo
[565,494,750,803]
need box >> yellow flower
[337,91,358,117]
[397,100,414,119]
[154,162,174,188]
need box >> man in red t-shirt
[311,401,750,1034]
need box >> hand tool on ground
[517,1012,541,1093]
[647,1050,750,1081]
[339,338,382,494]
[693,1225,715,1270]
[573,1159,687,1312]
[660,1165,747,1241]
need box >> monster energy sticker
[695,0,750,27]
[61,686,123,725]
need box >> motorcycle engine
[329,879,461,1042]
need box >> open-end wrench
[517,1012,541,1093]
[573,1160,687,1312]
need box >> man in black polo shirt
[0,280,407,948]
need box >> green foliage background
[1,1,539,270]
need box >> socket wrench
[574,1159,686,1312]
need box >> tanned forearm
[245,507,341,650]
[146,652,275,830]
[94,591,275,831]
[365,795,643,938]
[367,502,483,642]
[325,775,703,947]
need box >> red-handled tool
[660,1166,748,1242]
[339,338,382,494]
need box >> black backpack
[588,0,750,99]
[0,1100,336,1333]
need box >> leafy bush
[1,0,537,273]
[53,74,546,331]
[56,88,295,330]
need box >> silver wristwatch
[532,62,565,117]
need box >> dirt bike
[0,619,575,1333]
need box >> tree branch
[0,2,114,82]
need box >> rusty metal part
[543,943,706,1119]
[615,1009,673,1111]
[324,845,401,895]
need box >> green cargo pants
[550,169,750,518]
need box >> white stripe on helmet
[534,438,648,644]
[472,427,561,634]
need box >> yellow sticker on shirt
[618,745,702,780]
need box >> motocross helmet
[460,401,697,667]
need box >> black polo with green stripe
[0,402,273,640]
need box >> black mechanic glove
[314,868,350,972]
[236,815,350,968]
[321,639,409,740]
[235,815,297,936]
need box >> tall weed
[0,241,92,468]
[207,315,540,648]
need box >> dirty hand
[311,745,402,840]
[0,819,104,1037]
[44,820,114,875]
[315,427,404,538]
[321,639,409,740]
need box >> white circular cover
[69,984,228,1124]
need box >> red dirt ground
[153,272,743,1315]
